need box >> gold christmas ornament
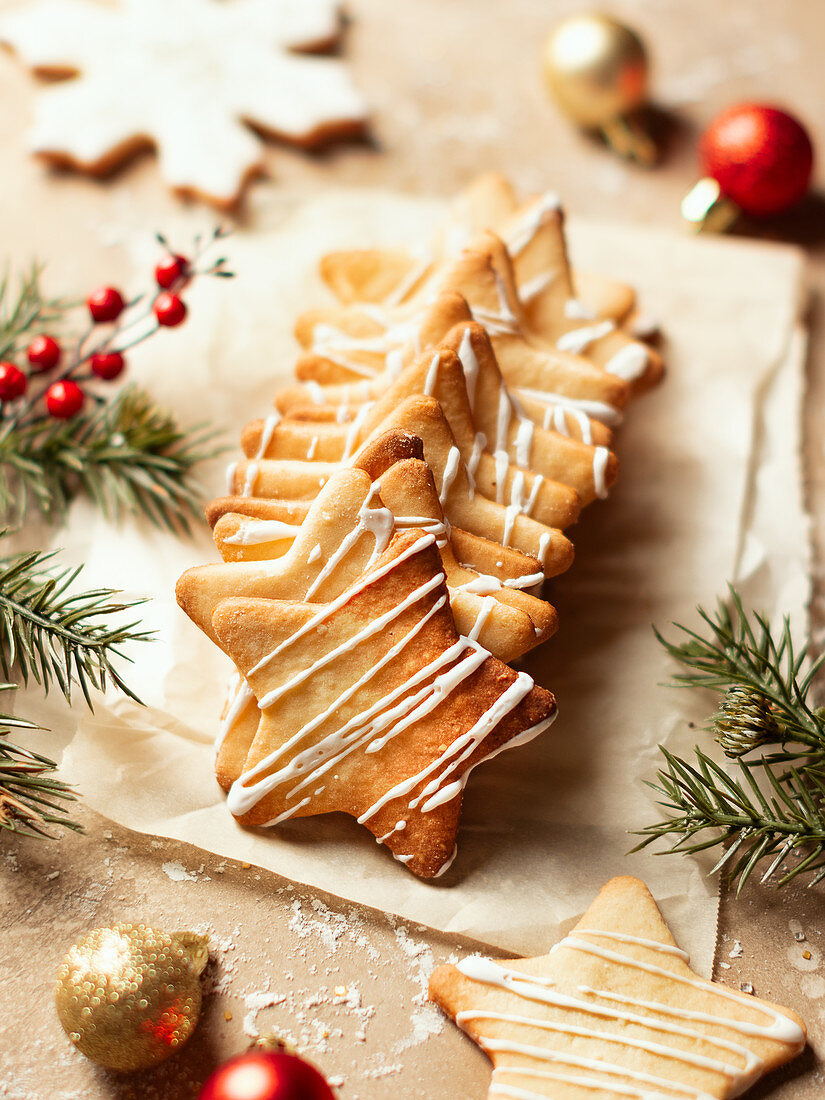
[54,924,209,1072]
[542,12,657,164]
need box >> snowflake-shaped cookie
[0,0,368,207]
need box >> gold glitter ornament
[542,13,657,164]
[54,923,209,1071]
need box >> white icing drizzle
[517,386,624,429]
[309,314,423,379]
[454,930,805,1100]
[249,534,435,679]
[564,298,598,321]
[241,462,259,497]
[556,319,615,355]
[592,446,610,500]
[422,351,441,396]
[543,401,592,444]
[439,446,461,506]
[489,1070,710,1100]
[537,533,551,568]
[456,575,504,596]
[225,460,238,493]
[518,269,555,304]
[215,675,254,757]
[307,434,319,459]
[432,843,459,878]
[606,343,650,381]
[384,253,432,306]
[455,570,544,596]
[455,328,539,502]
[494,450,510,505]
[303,482,394,601]
[341,402,373,460]
[308,543,322,564]
[471,267,521,337]
[505,192,561,257]
[393,515,449,548]
[514,417,534,469]
[503,571,545,589]
[575,928,690,961]
[468,595,496,641]
[223,519,302,546]
[305,380,326,405]
[255,412,281,459]
[377,819,407,843]
[466,432,486,500]
[359,670,546,822]
[385,347,405,379]
[457,327,481,410]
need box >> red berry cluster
[0,231,230,422]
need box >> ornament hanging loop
[601,113,658,166]
[681,178,740,233]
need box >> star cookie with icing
[210,530,557,877]
[430,876,806,1099]
[0,0,367,207]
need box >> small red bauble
[90,351,125,380]
[700,103,814,217]
[0,362,27,401]
[153,292,187,327]
[46,380,85,419]
[27,334,61,372]
[88,286,125,323]
[198,1050,335,1100]
[155,253,189,289]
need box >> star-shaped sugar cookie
[211,531,557,878]
[0,0,367,206]
[228,394,576,574]
[320,173,638,324]
[430,876,806,1099]
[261,331,618,508]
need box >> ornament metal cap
[681,178,740,233]
[542,12,657,165]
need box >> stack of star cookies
[176,174,664,879]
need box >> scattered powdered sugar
[243,988,288,1038]
[161,859,197,883]
[388,919,445,1054]
[5,818,452,1097]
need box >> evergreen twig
[634,587,825,890]
[0,385,222,531]
[0,545,151,837]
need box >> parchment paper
[27,190,807,973]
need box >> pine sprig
[635,587,825,890]
[0,698,79,838]
[0,265,71,361]
[0,385,222,531]
[0,545,151,706]
[0,546,151,836]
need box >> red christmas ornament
[88,286,125,323]
[683,103,814,230]
[27,334,61,372]
[90,351,125,380]
[198,1049,335,1100]
[0,362,27,401]
[153,292,187,327]
[46,380,85,419]
[155,253,189,289]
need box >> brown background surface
[2,1,825,1097]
